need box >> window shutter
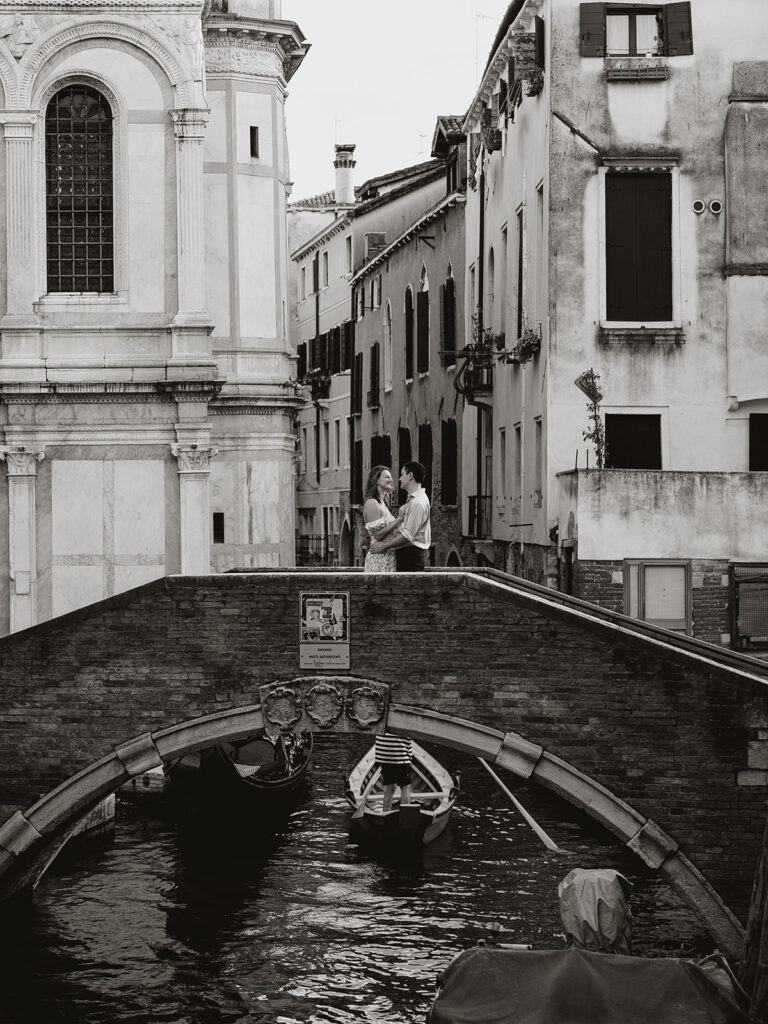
[535,15,546,69]
[663,1,693,56]
[418,423,433,501]
[605,172,671,322]
[416,290,430,373]
[443,278,456,364]
[297,342,307,380]
[405,290,414,379]
[579,3,606,57]
[441,418,458,505]
[312,255,319,293]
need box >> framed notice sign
[299,592,350,669]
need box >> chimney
[334,143,356,206]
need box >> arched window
[383,300,393,390]
[46,85,114,293]
[416,265,430,374]
[404,286,414,380]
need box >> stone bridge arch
[0,688,745,959]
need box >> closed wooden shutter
[416,290,430,373]
[605,172,672,322]
[750,415,768,471]
[441,418,458,505]
[580,3,606,57]
[398,427,412,505]
[535,15,546,69]
[352,439,363,504]
[297,342,307,380]
[418,423,433,500]
[443,278,456,364]
[663,1,693,56]
[405,289,414,379]
[352,352,363,415]
[605,414,662,469]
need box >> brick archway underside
[0,695,745,959]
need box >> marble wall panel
[51,565,104,618]
[52,462,103,556]
[238,175,275,337]
[235,90,272,166]
[128,124,166,314]
[53,47,165,110]
[114,461,165,557]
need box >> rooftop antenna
[476,13,496,83]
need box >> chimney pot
[334,143,356,205]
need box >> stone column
[0,447,44,632]
[2,115,37,316]
[170,444,217,574]
[170,108,210,324]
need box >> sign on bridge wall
[299,591,350,669]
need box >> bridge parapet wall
[0,569,766,918]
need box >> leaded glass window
[45,86,113,293]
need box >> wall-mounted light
[709,199,723,215]
[692,199,706,215]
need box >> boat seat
[233,762,261,778]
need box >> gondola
[166,731,313,816]
[344,739,458,846]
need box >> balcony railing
[454,344,493,405]
[296,534,335,566]
[468,494,493,539]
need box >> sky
[284,0,511,200]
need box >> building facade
[0,0,306,634]
[291,152,445,566]
[461,0,768,648]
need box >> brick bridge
[1,569,767,960]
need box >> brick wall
[0,571,766,917]
[574,559,731,644]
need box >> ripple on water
[0,736,715,1023]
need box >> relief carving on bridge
[259,677,389,740]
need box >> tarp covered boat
[427,945,748,1024]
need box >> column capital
[0,447,44,475]
[169,108,210,142]
[0,113,38,141]
[170,443,217,473]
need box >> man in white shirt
[369,461,431,571]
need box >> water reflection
[0,734,713,1023]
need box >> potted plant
[499,316,541,365]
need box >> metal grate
[731,564,768,651]
[45,85,113,294]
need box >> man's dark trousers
[396,546,427,571]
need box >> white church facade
[0,0,307,633]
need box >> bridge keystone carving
[259,677,389,740]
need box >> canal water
[0,734,714,1023]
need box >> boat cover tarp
[557,868,632,954]
[427,947,748,1024]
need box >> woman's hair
[364,465,390,501]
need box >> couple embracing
[363,462,431,572]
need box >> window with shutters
[46,85,114,294]
[383,300,393,390]
[418,423,433,500]
[605,413,662,469]
[624,560,691,634]
[441,269,457,367]
[297,341,307,380]
[322,250,329,287]
[370,434,391,469]
[398,427,412,505]
[352,439,363,505]
[417,267,430,374]
[404,286,414,380]
[351,352,363,415]
[580,3,693,58]
[749,415,768,471]
[604,170,673,324]
[368,342,380,409]
[441,419,458,505]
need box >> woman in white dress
[363,466,401,572]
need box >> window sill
[598,327,684,346]
[35,293,129,313]
[605,57,669,81]
[418,371,429,380]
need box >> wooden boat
[344,740,458,846]
[167,731,313,815]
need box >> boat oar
[352,767,381,818]
[478,758,573,855]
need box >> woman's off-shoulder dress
[364,505,397,572]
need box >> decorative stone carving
[305,682,344,729]
[346,686,386,729]
[262,686,303,733]
[0,447,44,476]
[0,15,40,60]
[181,16,205,82]
[170,444,217,473]
[203,41,282,78]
